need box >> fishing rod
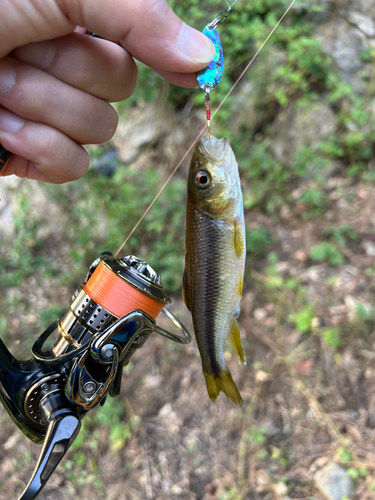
[0,1,296,498]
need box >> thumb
[0,0,215,72]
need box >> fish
[183,135,246,405]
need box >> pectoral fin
[232,217,246,259]
[228,320,246,366]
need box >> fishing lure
[196,6,231,137]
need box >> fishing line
[114,0,297,257]
[224,0,238,9]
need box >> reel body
[0,253,190,500]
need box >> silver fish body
[183,136,246,405]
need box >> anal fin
[228,320,246,366]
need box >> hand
[0,0,215,183]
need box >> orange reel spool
[83,256,170,320]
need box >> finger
[0,0,215,73]
[0,107,89,183]
[0,57,118,145]
[12,33,138,102]
[74,0,216,72]
[0,155,60,183]
[156,69,199,89]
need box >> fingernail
[0,61,16,94]
[0,108,24,133]
[179,24,216,64]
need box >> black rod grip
[0,144,12,172]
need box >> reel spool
[52,254,172,357]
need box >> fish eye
[194,171,211,189]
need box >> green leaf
[289,306,315,333]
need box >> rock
[350,0,375,15]
[348,11,375,37]
[0,176,23,238]
[294,250,308,262]
[314,462,353,500]
[273,481,288,497]
[0,203,14,237]
[310,456,329,474]
[344,295,357,319]
[364,241,375,257]
[144,374,162,389]
[111,104,170,164]
[0,181,8,212]
[89,147,118,176]
[315,18,368,93]
[254,308,267,320]
[292,0,333,23]
[255,370,270,383]
[271,100,337,169]
[263,419,282,438]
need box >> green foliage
[39,304,66,330]
[246,226,274,256]
[309,242,344,266]
[0,195,56,287]
[299,188,327,216]
[70,397,136,457]
[356,302,374,321]
[247,425,267,447]
[337,446,352,463]
[346,466,368,480]
[323,225,357,247]
[321,327,341,349]
[289,306,315,333]
[240,140,292,212]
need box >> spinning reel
[0,252,191,499]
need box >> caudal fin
[204,369,242,406]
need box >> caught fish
[183,136,246,405]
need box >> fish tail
[204,369,242,406]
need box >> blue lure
[196,7,231,137]
[197,24,224,93]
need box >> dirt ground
[1,172,375,500]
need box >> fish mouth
[198,136,230,160]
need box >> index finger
[1,0,215,73]
[66,0,216,73]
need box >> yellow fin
[238,278,243,298]
[204,369,242,406]
[228,320,246,366]
[232,217,245,259]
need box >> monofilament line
[114,0,297,257]
[224,0,238,10]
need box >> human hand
[0,0,215,183]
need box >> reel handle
[19,410,81,500]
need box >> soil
[0,169,375,500]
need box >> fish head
[188,136,240,216]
